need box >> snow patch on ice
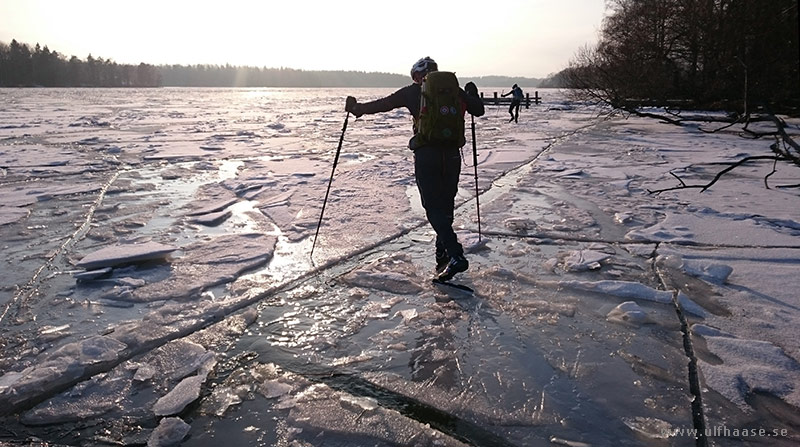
[627,212,800,246]
[699,335,800,410]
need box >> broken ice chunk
[148,416,191,446]
[201,385,247,416]
[681,259,733,284]
[607,301,650,326]
[621,416,674,439]
[133,364,157,383]
[77,241,178,269]
[153,375,206,416]
[557,280,673,303]
[258,379,292,399]
[562,249,612,272]
[189,209,231,226]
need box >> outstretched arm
[345,85,413,117]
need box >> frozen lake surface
[1,87,800,446]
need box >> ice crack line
[654,258,709,447]
[671,288,709,447]
[0,170,122,325]
[246,342,521,447]
[468,229,800,250]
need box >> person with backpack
[501,83,524,123]
[344,56,485,281]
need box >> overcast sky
[0,0,607,78]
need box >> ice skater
[502,84,524,123]
[343,57,485,281]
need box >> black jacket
[357,82,485,147]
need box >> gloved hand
[464,81,479,98]
[345,96,363,117]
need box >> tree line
[158,64,409,87]
[564,0,799,113]
[0,39,409,88]
[0,39,410,88]
[0,39,160,87]
[1,39,547,89]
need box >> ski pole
[311,112,349,259]
[470,114,481,241]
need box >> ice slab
[184,197,238,217]
[189,209,231,226]
[0,205,30,225]
[77,241,178,269]
[153,375,206,416]
[0,336,127,410]
[556,279,674,303]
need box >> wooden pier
[480,91,541,108]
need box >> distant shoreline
[1,39,550,89]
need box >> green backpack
[415,71,466,149]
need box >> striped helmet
[410,56,438,80]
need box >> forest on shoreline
[563,0,799,113]
[0,40,544,89]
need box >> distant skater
[502,84,524,123]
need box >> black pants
[414,145,463,259]
[509,100,520,122]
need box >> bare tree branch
[770,114,800,159]
[764,156,779,189]
[648,155,790,194]
[619,105,684,125]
